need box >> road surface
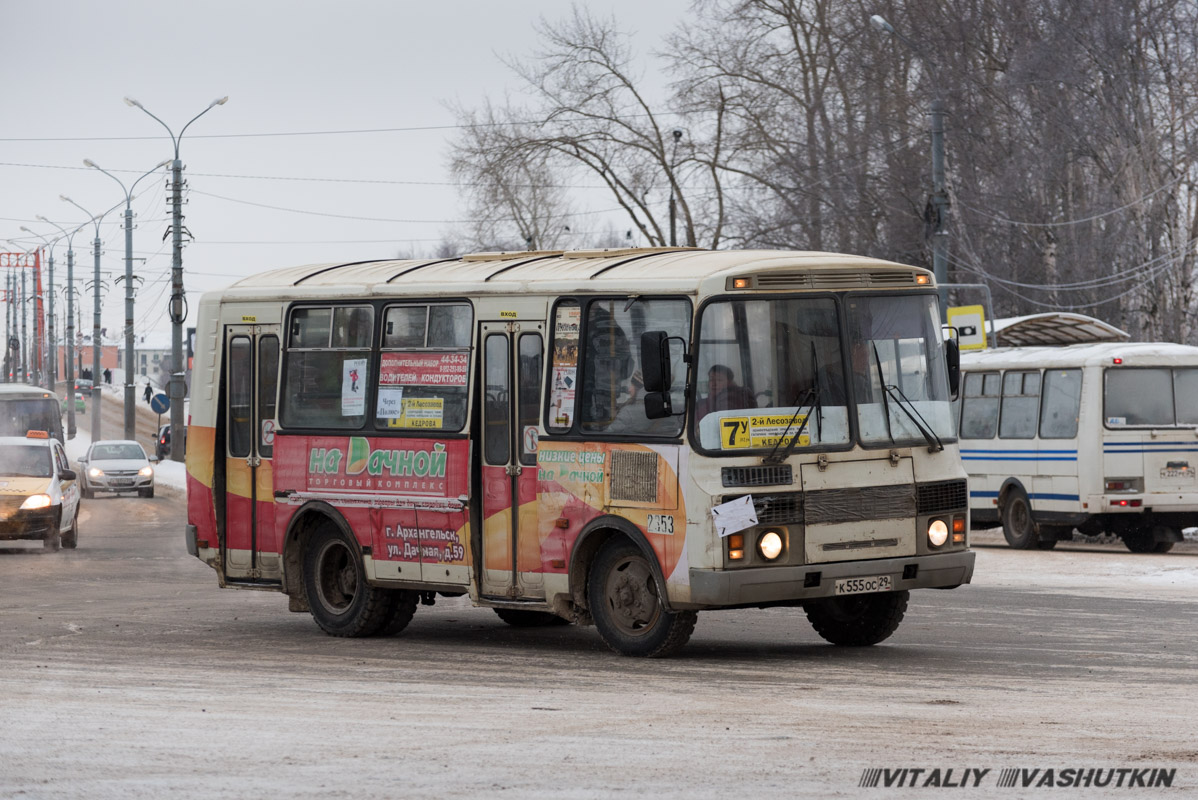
[1,493,1196,798]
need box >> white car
[78,440,157,498]
[0,431,81,550]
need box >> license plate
[112,479,134,486]
[833,575,893,596]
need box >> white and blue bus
[959,318,1198,553]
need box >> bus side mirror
[640,330,672,392]
[644,391,672,419]
[945,338,960,397]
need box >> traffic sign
[150,393,170,414]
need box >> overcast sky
[2,0,689,341]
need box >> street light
[61,195,120,441]
[870,13,949,313]
[20,226,60,387]
[84,158,170,441]
[124,95,228,462]
[38,215,87,439]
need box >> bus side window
[518,333,543,466]
[999,370,1040,439]
[546,301,580,433]
[1040,369,1082,438]
[960,371,999,439]
[580,297,691,437]
[280,305,371,430]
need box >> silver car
[78,440,157,498]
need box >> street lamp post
[38,216,84,438]
[61,196,117,440]
[83,159,169,441]
[20,227,59,388]
[870,14,949,313]
[124,95,228,462]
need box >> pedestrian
[103,368,112,385]
[144,383,153,404]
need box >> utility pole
[42,217,83,439]
[20,269,27,383]
[125,95,227,462]
[21,227,58,387]
[84,159,167,440]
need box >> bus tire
[1001,487,1040,549]
[1123,529,1175,554]
[805,590,908,647]
[378,590,419,636]
[587,541,696,657]
[493,608,570,627]
[302,528,392,637]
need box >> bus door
[479,321,546,598]
[222,325,281,581]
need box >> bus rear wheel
[805,590,909,646]
[587,541,696,657]
[302,528,392,637]
[1123,528,1175,554]
[1001,487,1040,549]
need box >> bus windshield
[0,397,63,442]
[694,293,953,452]
[695,296,850,451]
[847,294,954,446]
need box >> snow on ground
[971,532,1198,600]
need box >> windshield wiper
[808,341,824,442]
[871,344,894,444]
[870,343,942,451]
[763,386,818,465]
[884,384,944,452]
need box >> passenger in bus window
[696,364,756,421]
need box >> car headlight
[20,494,52,510]
[757,530,784,560]
[928,519,949,547]
[138,466,154,477]
[89,467,103,478]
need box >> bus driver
[696,364,756,421]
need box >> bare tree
[449,6,728,249]
[449,100,575,251]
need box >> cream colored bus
[185,247,974,656]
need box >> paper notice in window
[377,386,404,418]
[711,495,759,538]
[341,358,367,416]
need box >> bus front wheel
[302,528,393,637]
[1001,488,1040,549]
[587,541,696,657]
[805,590,909,646]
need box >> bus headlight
[927,519,949,547]
[758,530,784,560]
[20,494,52,510]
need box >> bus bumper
[688,550,975,607]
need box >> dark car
[156,424,186,460]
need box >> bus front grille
[751,493,804,525]
[916,479,968,514]
[722,465,793,487]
